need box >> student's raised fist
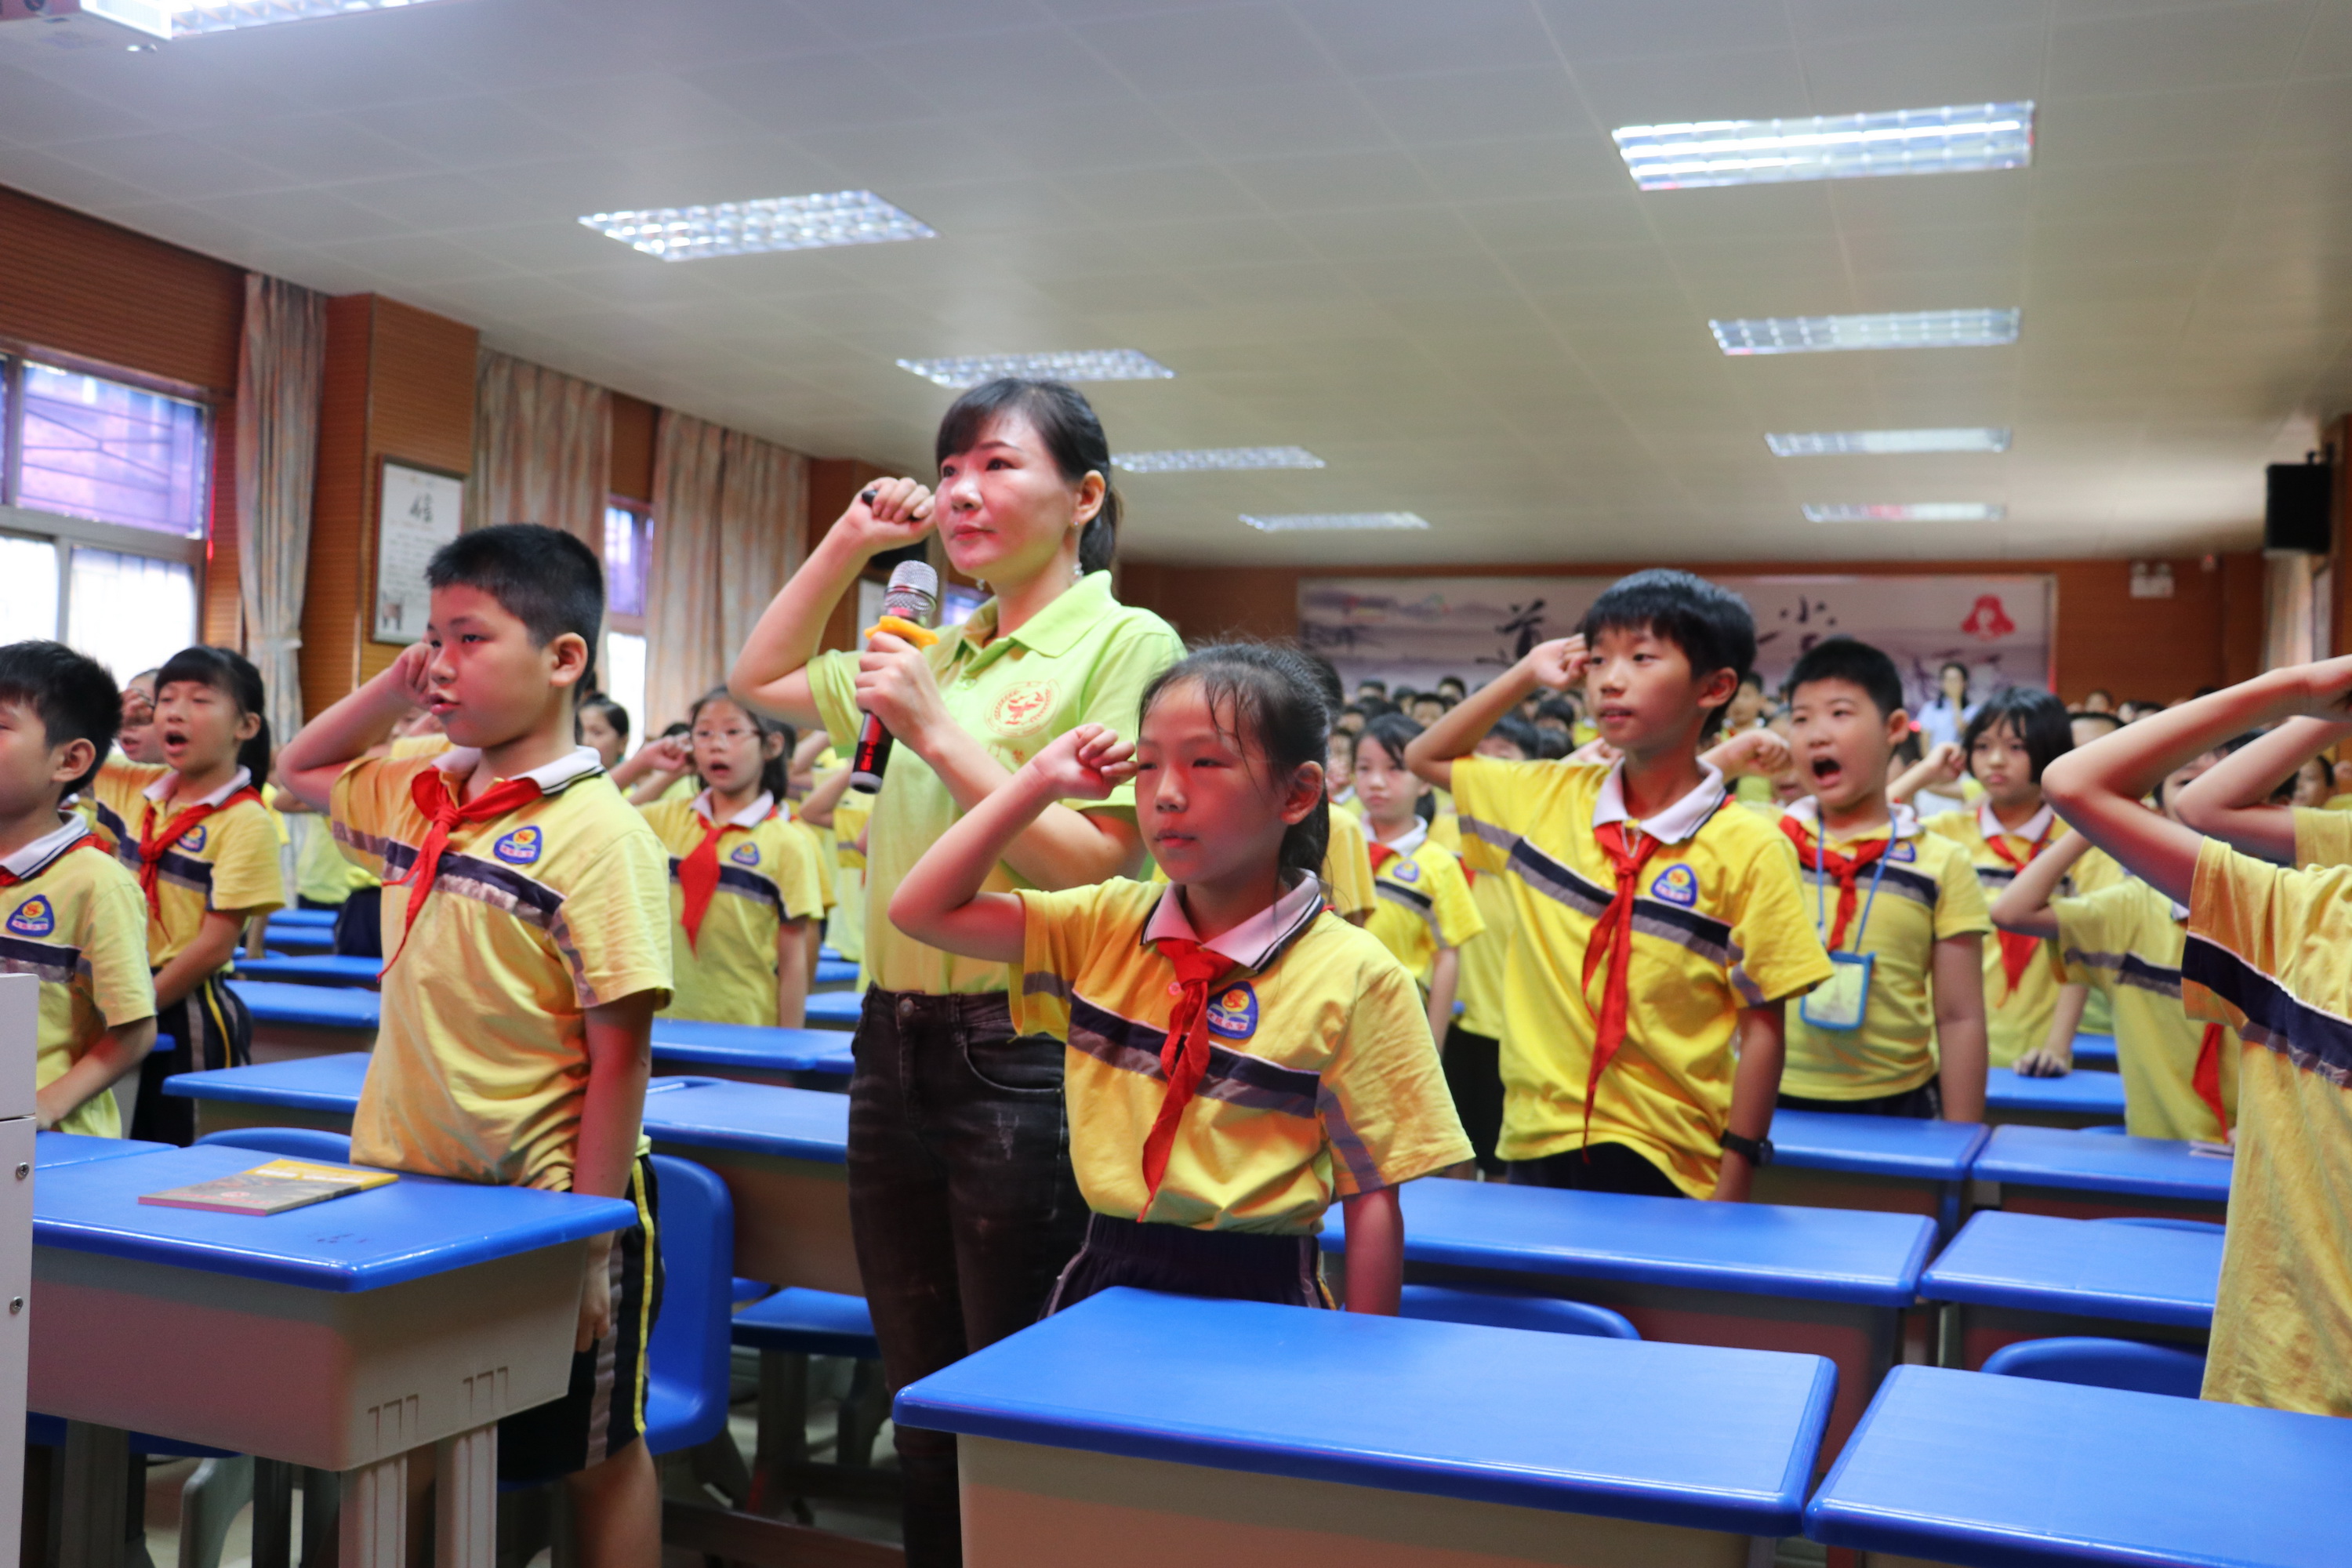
[1706,728,1790,780]
[1918,741,1966,786]
[1026,723,1137,801]
[647,734,691,774]
[1522,634,1588,692]
[2287,655,2352,720]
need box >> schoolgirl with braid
[891,642,1468,1315]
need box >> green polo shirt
[808,570,1184,996]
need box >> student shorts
[499,1154,663,1485]
[134,974,252,1146]
[1044,1212,1330,1313]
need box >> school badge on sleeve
[493,826,543,866]
[5,898,54,938]
[1205,982,1259,1041]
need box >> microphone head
[886,561,939,596]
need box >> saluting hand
[1522,634,1589,692]
[1024,724,1138,802]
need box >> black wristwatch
[1719,1129,1773,1167]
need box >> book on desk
[139,1157,397,1216]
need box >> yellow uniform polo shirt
[2068,845,2128,1035]
[827,788,870,964]
[333,746,671,1190]
[1332,789,1366,819]
[808,570,1182,996]
[1363,819,1483,989]
[1924,802,2071,1068]
[642,791,823,1028]
[388,733,452,760]
[89,761,285,967]
[0,822,154,1137]
[2292,805,2352,866]
[786,813,837,914]
[1457,866,1517,1041]
[289,808,378,905]
[1453,757,1833,1196]
[1012,875,1469,1233]
[2181,838,2352,1414]
[2055,877,2239,1142]
[1780,802,1991,1102]
[1322,807,1377,922]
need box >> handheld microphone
[850,560,940,793]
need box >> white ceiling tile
[2047,2,2313,95]
[1290,0,1561,78]
[197,187,417,247]
[37,132,298,201]
[204,115,431,187]
[1537,0,1795,62]
[1410,135,1633,202]
[684,50,949,136]
[336,95,589,168]
[1570,47,1815,129]
[1069,5,1340,95]
[1786,0,2049,44]
[1366,67,1589,148]
[1222,148,1440,211]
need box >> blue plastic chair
[1982,1335,2208,1399]
[731,1287,891,1512]
[2080,1123,2130,1136]
[2096,1214,2227,1237]
[1398,1283,1641,1341]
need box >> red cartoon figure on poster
[1961,594,2015,641]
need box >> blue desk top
[234,955,382,988]
[267,908,338,928]
[34,1133,172,1170]
[1808,1364,2347,1566]
[2068,1033,2117,1069]
[644,1018,856,1076]
[34,1142,634,1293]
[1985,1067,2125,1119]
[228,980,379,1031]
[641,1080,848,1165]
[812,958,858,985]
[897,1287,1833,1534]
[1769,1111,1989,1181]
[164,1053,370,1112]
[803,990,862,1026]
[1974,1123,2232,1203]
[1919,1211,2220,1328]
[1320,1176,1936,1309]
[261,927,336,954]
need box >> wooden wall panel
[0,185,241,395]
[611,392,656,504]
[1121,554,2267,705]
[298,296,479,717]
[201,397,241,647]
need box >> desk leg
[56,1421,126,1568]
[436,1423,498,1568]
[337,1450,407,1568]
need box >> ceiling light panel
[1240,513,1429,532]
[1613,102,2033,191]
[896,350,1174,389]
[1711,309,2020,356]
[580,191,935,262]
[1803,503,2005,523]
[1767,428,2013,457]
[165,0,465,37]
[1112,447,1325,474]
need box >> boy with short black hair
[1406,570,1831,1200]
[0,642,155,1135]
[278,524,670,1561]
[2041,659,2352,1412]
[1775,638,1990,1122]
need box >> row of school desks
[122,1054,2294,1567]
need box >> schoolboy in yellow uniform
[1321,804,1377,923]
[0,643,156,1137]
[1408,571,1832,1200]
[1919,687,2079,1068]
[90,646,284,1144]
[2039,657,2352,1414]
[279,525,670,1559]
[1775,639,1991,1121]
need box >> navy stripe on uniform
[2183,933,2352,1085]
[0,934,79,985]
[1067,996,1321,1120]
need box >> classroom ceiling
[2,0,2350,568]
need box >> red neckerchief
[1366,842,1399,873]
[677,800,776,951]
[1984,820,2058,996]
[383,767,543,972]
[1780,815,1890,949]
[1581,821,1664,1148]
[2194,1024,2231,1134]
[0,832,103,890]
[136,786,260,917]
[1140,937,1234,1200]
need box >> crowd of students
[2,372,2348,1566]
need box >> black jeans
[1442,1024,1506,1177]
[1506,1141,1688,1198]
[848,989,1086,1568]
[1779,1081,1942,1119]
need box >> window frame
[604,497,652,636]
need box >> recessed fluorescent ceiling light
[1768,428,2012,457]
[1240,513,1428,532]
[1803,503,2005,523]
[1712,309,2019,355]
[896,350,1174,389]
[581,191,934,262]
[1614,102,2033,191]
[1113,447,1325,474]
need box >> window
[601,502,652,751]
[0,351,207,682]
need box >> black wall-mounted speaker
[2267,463,2335,554]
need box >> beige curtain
[465,350,611,553]
[644,411,808,732]
[234,272,327,740]
[2263,550,2326,670]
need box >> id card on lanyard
[1798,840,1890,1033]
